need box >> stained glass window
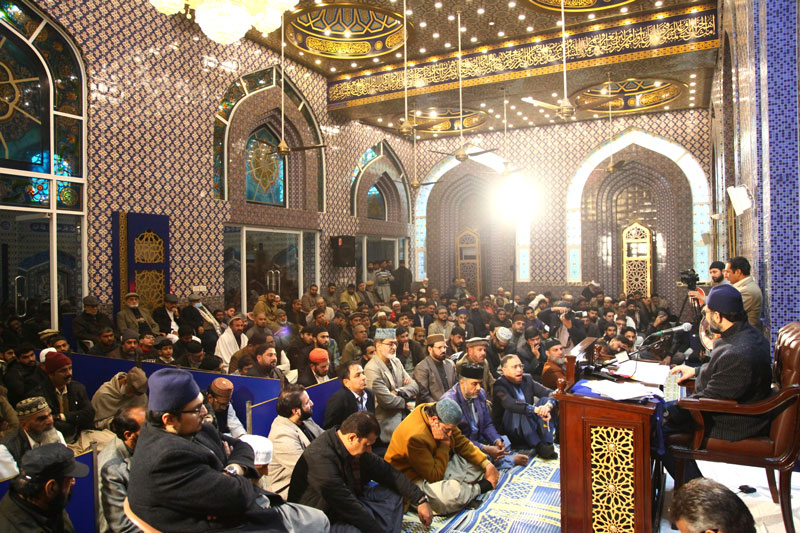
[55,180,81,210]
[367,186,386,220]
[0,175,49,208]
[245,126,286,206]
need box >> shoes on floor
[535,442,559,460]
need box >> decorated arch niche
[566,127,710,283]
[349,139,410,223]
[213,66,324,209]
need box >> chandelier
[148,0,299,45]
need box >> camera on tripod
[680,268,700,291]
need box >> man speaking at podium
[662,284,771,482]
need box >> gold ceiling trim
[398,108,489,134]
[328,11,717,108]
[573,77,687,114]
[527,0,638,13]
[288,2,407,59]
[331,4,714,82]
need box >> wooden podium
[553,354,665,533]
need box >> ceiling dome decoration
[573,78,685,114]
[404,108,488,135]
[288,3,406,59]
[526,0,637,13]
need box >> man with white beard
[364,328,419,443]
[0,397,66,478]
[116,292,160,336]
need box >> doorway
[456,229,481,298]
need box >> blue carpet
[402,452,562,533]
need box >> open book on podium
[611,360,671,386]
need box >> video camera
[680,268,700,291]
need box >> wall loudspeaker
[330,236,356,267]
[726,185,752,216]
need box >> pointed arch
[566,127,710,282]
[349,139,411,222]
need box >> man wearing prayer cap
[203,377,245,439]
[29,353,94,445]
[385,397,500,515]
[664,283,771,483]
[0,442,88,530]
[91,367,148,430]
[128,368,330,532]
[297,348,333,387]
[239,434,273,490]
[456,337,496,397]
[0,397,66,479]
[414,334,457,403]
[364,328,419,443]
[443,363,529,469]
[116,291,160,337]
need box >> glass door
[244,229,301,312]
[0,210,52,335]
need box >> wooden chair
[667,321,800,533]
[123,497,162,533]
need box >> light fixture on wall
[148,0,298,45]
[726,185,753,216]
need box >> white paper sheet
[612,360,671,386]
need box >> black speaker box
[330,235,356,267]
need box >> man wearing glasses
[128,368,329,532]
[364,328,420,443]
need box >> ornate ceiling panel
[574,78,685,114]
[526,0,638,13]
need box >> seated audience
[456,337,496,397]
[178,293,221,354]
[142,336,177,365]
[290,411,433,532]
[445,326,466,358]
[485,327,512,378]
[4,344,48,407]
[72,295,116,350]
[385,398,499,515]
[176,340,223,371]
[229,332,266,376]
[49,337,72,358]
[29,353,94,445]
[669,477,756,533]
[88,327,120,357]
[128,368,329,532]
[540,339,567,390]
[356,339,376,370]
[239,433,273,490]
[297,348,333,386]
[396,325,426,373]
[138,332,157,359]
[492,355,557,459]
[152,293,181,340]
[91,367,148,429]
[267,383,324,499]
[414,334,458,403]
[365,328,419,443]
[214,314,248,373]
[0,388,18,441]
[323,361,375,430]
[97,406,145,533]
[0,442,88,531]
[171,324,196,360]
[108,329,142,361]
[245,311,272,341]
[442,363,528,469]
[339,324,368,367]
[427,306,454,340]
[233,355,254,376]
[0,397,66,479]
[248,344,285,380]
[202,377,246,439]
[116,292,159,336]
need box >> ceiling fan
[255,12,326,156]
[428,10,497,163]
[521,0,617,120]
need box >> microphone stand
[585,340,664,381]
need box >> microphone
[651,322,692,336]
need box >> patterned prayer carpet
[401,451,562,533]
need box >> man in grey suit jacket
[414,334,458,403]
[266,383,324,499]
[364,328,419,443]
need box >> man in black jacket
[665,284,772,483]
[289,411,432,532]
[492,354,557,459]
[152,293,181,339]
[4,344,48,407]
[516,327,547,381]
[323,362,375,429]
[0,442,88,532]
[71,295,116,352]
[128,367,329,532]
[175,341,223,372]
[28,353,94,445]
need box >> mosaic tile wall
[33,0,412,307]
[416,109,711,307]
[710,0,799,341]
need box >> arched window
[245,126,286,206]
[367,185,386,220]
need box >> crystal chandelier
[148,0,299,45]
